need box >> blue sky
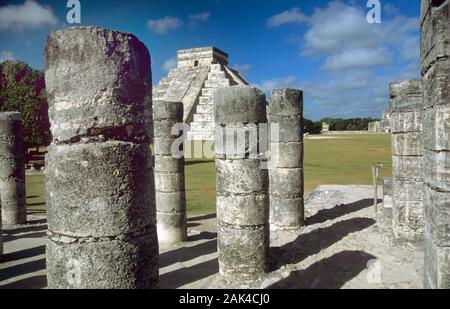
[0,0,421,120]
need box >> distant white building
[368,108,391,133]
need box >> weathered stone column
[0,112,26,225]
[44,27,158,288]
[382,176,393,220]
[214,85,269,279]
[153,100,186,244]
[389,79,424,242]
[268,89,304,230]
[420,0,450,289]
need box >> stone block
[268,89,303,117]
[424,185,450,247]
[391,132,423,156]
[45,142,155,237]
[269,196,304,229]
[393,179,424,201]
[154,172,185,193]
[217,222,269,279]
[47,233,159,289]
[422,58,450,108]
[216,159,268,194]
[424,149,450,191]
[389,111,423,133]
[424,233,449,289]
[268,142,303,169]
[156,212,187,243]
[45,27,152,143]
[269,168,304,198]
[217,193,269,226]
[392,155,423,181]
[423,105,450,152]
[214,86,267,125]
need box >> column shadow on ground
[270,217,376,271]
[0,245,45,263]
[159,258,218,289]
[306,198,381,225]
[0,258,46,282]
[0,275,47,289]
[187,214,216,221]
[159,238,217,268]
[267,250,376,289]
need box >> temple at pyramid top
[153,46,249,140]
[177,47,229,67]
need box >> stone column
[214,85,269,279]
[0,112,26,225]
[382,176,393,220]
[44,27,158,289]
[153,100,186,244]
[268,89,304,230]
[389,79,424,242]
[420,0,450,289]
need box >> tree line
[303,117,380,134]
[0,60,51,149]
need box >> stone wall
[420,0,450,289]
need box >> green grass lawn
[25,134,392,216]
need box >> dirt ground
[0,185,423,289]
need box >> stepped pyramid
[153,47,249,140]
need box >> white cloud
[0,0,57,31]
[302,1,381,56]
[322,47,394,71]
[232,63,252,74]
[273,0,421,119]
[260,76,299,93]
[189,12,210,25]
[147,16,183,35]
[162,57,177,72]
[300,1,418,68]
[399,36,419,62]
[0,51,15,62]
[267,7,309,28]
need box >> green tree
[0,60,51,149]
[303,118,322,134]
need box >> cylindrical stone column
[420,0,450,289]
[389,79,424,242]
[44,26,158,289]
[214,85,269,279]
[268,89,304,230]
[153,100,186,244]
[0,112,26,225]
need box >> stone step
[193,113,213,122]
[196,104,213,114]
[190,121,214,131]
[208,72,226,79]
[201,88,216,96]
[199,96,214,105]
[205,80,230,88]
[210,64,222,72]
[187,130,215,141]
[156,82,170,91]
